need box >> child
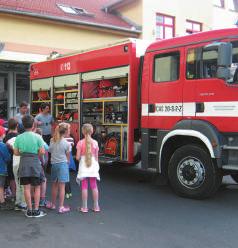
[35,128,49,207]
[76,123,100,213]
[46,123,70,214]
[65,126,76,199]
[3,118,17,200]
[5,118,26,211]
[0,126,12,210]
[14,115,46,218]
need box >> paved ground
[0,164,238,248]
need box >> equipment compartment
[81,66,129,162]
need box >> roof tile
[0,0,135,30]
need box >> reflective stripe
[142,101,238,117]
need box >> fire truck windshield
[226,41,238,83]
[186,41,238,83]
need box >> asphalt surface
[0,164,238,248]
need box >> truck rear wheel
[168,144,222,199]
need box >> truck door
[184,41,238,132]
[183,46,198,118]
[147,48,184,130]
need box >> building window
[186,20,202,34]
[213,0,225,8]
[58,4,78,14]
[156,13,175,40]
[227,0,238,11]
[57,4,94,16]
[154,52,180,82]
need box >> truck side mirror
[217,42,232,67]
[204,42,232,80]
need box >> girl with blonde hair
[76,123,100,213]
[46,122,71,213]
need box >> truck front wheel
[168,144,222,199]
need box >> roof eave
[0,8,141,35]
[102,0,136,12]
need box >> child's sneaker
[0,201,14,210]
[65,193,72,199]
[25,209,33,218]
[39,199,48,207]
[32,209,47,218]
[4,187,12,198]
[15,203,27,211]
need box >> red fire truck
[30,28,238,199]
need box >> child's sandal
[58,206,70,214]
[92,207,101,212]
[78,207,88,213]
[46,202,56,210]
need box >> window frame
[57,4,94,16]
[186,20,202,34]
[153,51,180,83]
[155,13,175,40]
[227,0,238,11]
[213,0,225,8]
[186,40,238,81]
[186,46,220,80]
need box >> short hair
[22,115,34,129]
[19,101,28,108]
[40,103,50,110]
[8,118,18,130]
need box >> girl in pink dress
[76,123,100,213]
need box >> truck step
[222,164,238,171]
[222,145,238,150]
[149,151,157,155]
[99,156,119,164]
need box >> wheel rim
[177,156,205,189]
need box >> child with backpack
[0,126,12,210]
[76,123,100,213]
[64,127,76,199]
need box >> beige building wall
[117,0,143,26]
[142,0,213,40]
[0,13,134,60]
[213,3,238,29]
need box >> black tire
[231,174,238,183]
[168,144,222,199]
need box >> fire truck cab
[141,28,238,198]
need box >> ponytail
[82,123,93,167]
[52,125,60,143]
[52,123,70,143]
[85,133,92,167]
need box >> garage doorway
[0,73,8,119]
[0,62,30,120]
